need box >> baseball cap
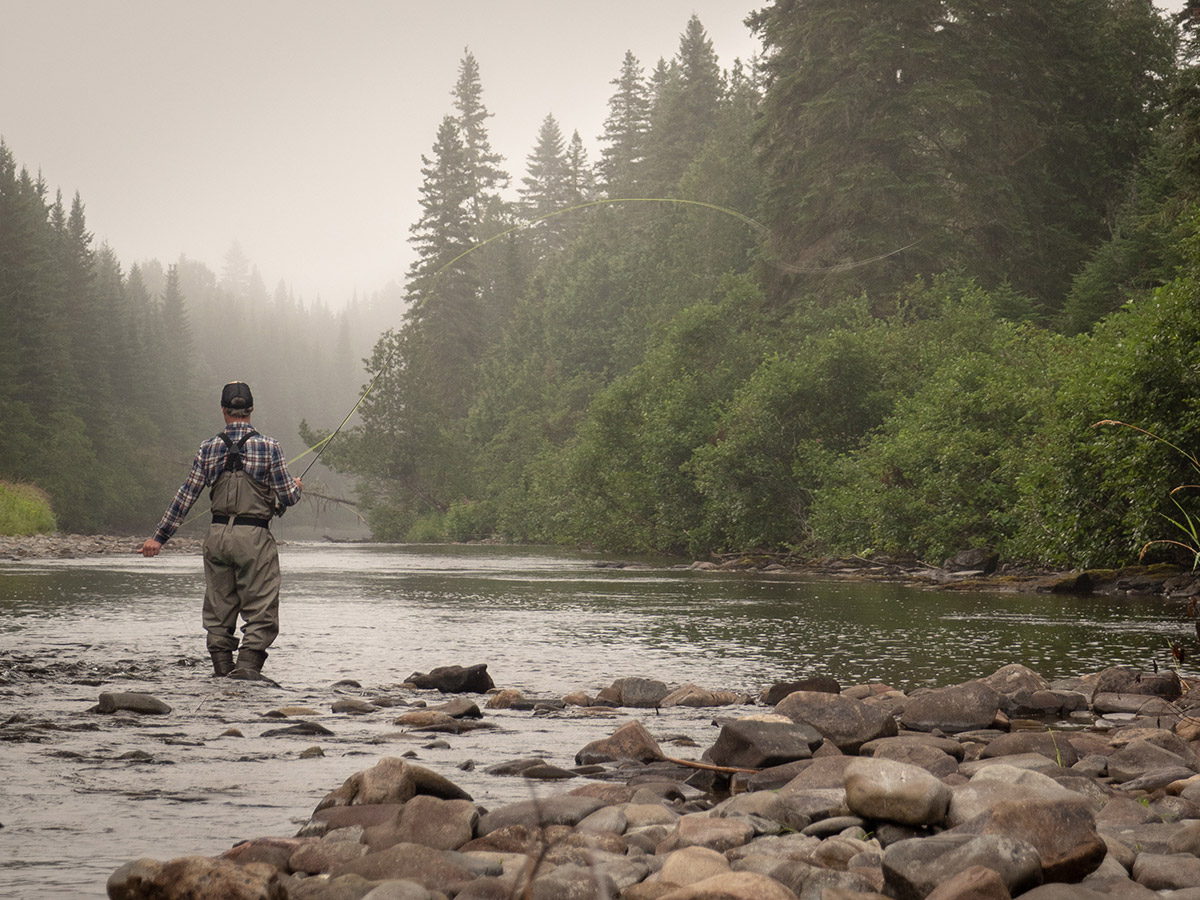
[220,381,254,410]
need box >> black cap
[220,381,254,410]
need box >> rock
[107,856,284,900]
[882,834,1043,900]
[484,689,523,709]
[979,663,1050,697]
[1131,852,1200,890]
[952,797,1105,882]
[574,720,665,765]
[363,795,479,852]
[980,731,1079,767]
[262,721,335,737]
[660,684,749,707]
[94,692,172,715]
[328,842,488,895]
[925,864,1013,900]
[762,675,841,706]
[658,846,732,885]
[528,862,617,899]
[332,699,378,715]
[314,757,472,810]
[656,814,756,854]
[944,548,1000,574]
[476,795,607,836]
[706,719,822,769]
[288,840,367,874]
[1107,739,1194,783]
[867,740,959,777]
[655,871,801,900]
[597,676,671,708]
[901,682,1003,733]
[404,664,494,693]
[774,690,898,753]
[1094,666,1182,699]
[844,757,952,827]
[298,804,408,837]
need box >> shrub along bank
[0,481,56,536]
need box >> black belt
[211,514,271,528]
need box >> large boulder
[762,675,841,707]
[774,690,898,753]
[844,757,952,827]
[476,795,608,836]
[328,842,491,895]
[595,676,671,708]
[660,684,750,708]
[1094,666,1182,699]
[901,682,1003,733]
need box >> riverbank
[100,661,1200,899]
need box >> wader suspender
[211,431,274,527]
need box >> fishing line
[266,197,920,503]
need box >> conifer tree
[598,51,652,194]
[519,114,574,256]
[452,49,509,224]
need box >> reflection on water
[0,542,1187,897]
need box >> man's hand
[140,539,162,557]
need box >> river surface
[0,542,1188,898]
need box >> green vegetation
[0,481,56,536]
[6,2,1200,568]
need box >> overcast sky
[1,1,763,306]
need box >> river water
[0,542,1188,898]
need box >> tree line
[0,144,393,534]
[312,1,1200,568]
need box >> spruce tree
[598,51,652,195]
[451,49,509,224]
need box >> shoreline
[5,532,1198,602]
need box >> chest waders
[203,430,280,677]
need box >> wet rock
[94,692,172,715]
[843,757,951,827]
[653,871,801,900]
[900,682,1003,733]
[944,548,1000,574]
[332,699,378,715]
[261,721,335,737]
[660,684,750,707]
[762,675,842,706]
[774,691,898,753]
[107,856,285,900]
[575,720,665,765]
[706,718,822,769]
[484,689,523,709]
[298,804,408,837]
[315,757,472,810]
[404,664,494,694]
[596,676,671,708]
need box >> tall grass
[0,481,56,536]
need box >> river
[0,542,1187,898]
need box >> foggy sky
[1,1,762,306]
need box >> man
[141,381,303,678]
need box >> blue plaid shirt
[153,422,302,543]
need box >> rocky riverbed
[100,662,1200,900]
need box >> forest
[4,0,1200,568]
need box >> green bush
[0,481,56,536]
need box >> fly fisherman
[140,382,303,678]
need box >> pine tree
[451,49,509,224]
[643,15,726,193]
[519,114,573,256]
[598,51,652,195]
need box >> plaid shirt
[153,422,302,544]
